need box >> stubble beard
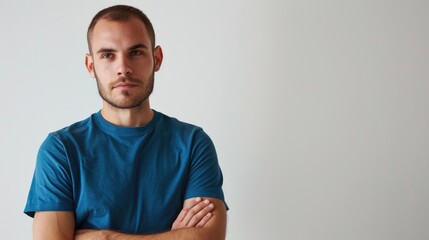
[95,71,155,110]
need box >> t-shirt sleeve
[184,129,228,209]
[24,133,74,217]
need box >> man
[24,5,227,240]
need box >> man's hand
[172,197,214,230]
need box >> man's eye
[130,50,143,56]
[101,53,113,59]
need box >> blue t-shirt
[24,110,226,234]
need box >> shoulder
[155,111,205,135]
[40,114,97,152]
[154,110,214,147]
[48,114,96,140]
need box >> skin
[33,17,227,240]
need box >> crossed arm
[33,197,226,240]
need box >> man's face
[85,17,162,109]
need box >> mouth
[113,82,138,90]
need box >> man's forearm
[80,227,215,240]
[75,198,227,240]
[76,216,226,240]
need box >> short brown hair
[87,5,156,53]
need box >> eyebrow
[128,43,148,51]
[96,48,116,54]
[95,43,148,54]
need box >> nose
[117,55,132,76]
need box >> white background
[1,0,429,239]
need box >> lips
[113,82,138,89]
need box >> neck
[100,101,153,127]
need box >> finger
[196,212,213,227]
[186,202,214,227]
[176,197,202,222]
[172,198,204,229]
[183,197,202,209]
[181,199,212,226]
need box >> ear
[85,54,96,78]
[153,46,163,72]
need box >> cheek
[142,64,156,75]
[136,58,155,71]
[94,64,113,78]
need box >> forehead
[91,17,151,50]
